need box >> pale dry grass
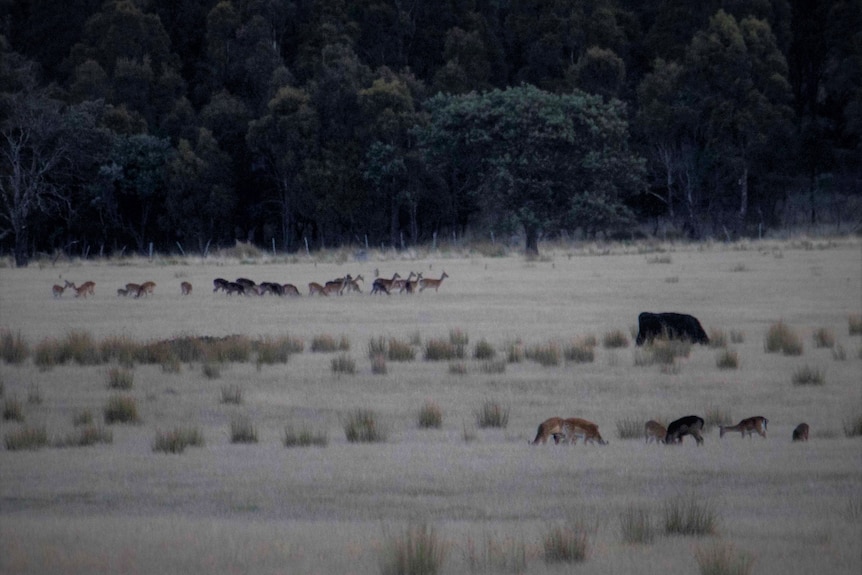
[0,239,860,574]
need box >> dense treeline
[1,0,859,265]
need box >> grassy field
[1,238,860,574]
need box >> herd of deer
[531,414,810,446]
[211,270,449,297]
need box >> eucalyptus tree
[418,84,644,255]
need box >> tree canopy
[1,0,859,264]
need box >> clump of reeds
[378,523,448,575]
[792,365,825,386]
[662,496,719,536]
[99,334,139,367]
[620,505,656,544]
[283,425,328,448]
[505,341,524,363]
[387,338,416,361]
[603,329,630,349]
[715,349,738,370]
[343,409,387,443]
[417,400,443,429]
[764,321,803,355]
[448,362,468,375]
[370,353,387,374]
[153,426,204,453]
[424,338,459,361]
[634,338,690,367]
[848,314,862,336]
[564,339,595,363]
[475,401,509,428]
[106,366,134,390]
[694,542,754,575]
[3,396,24,422]
[449,328,469,346]
[480,360,506,374]
[103,395,140,424]
[54,424,113,448]
[464,533,528,574]
[206,335,253,363]
[812,328,835,349]
[311,334,349,352]
[72,409,93,427]
[220,385,243,404]
[63,330,101,365]
[525,341,561,366]
[708,329,728,348]
[473,339,496,360]
[0,328,29,364]
[255,335,301,366]
[843,414,862,437]
[331,353,356,375]
[229,415,258,443]
[4,425,48,451]
[615,418,644,440]
[542,523,589,563]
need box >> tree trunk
[737,165,749,236]
[14,226,29,267]
[524,226,539,257]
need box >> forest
[1,0,860,265]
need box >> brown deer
[792,423,809,442]
[719,416,768,439]
[66,280,95,298]
[644,420,667,444]
[419,271,449,292]
[52,284,66,298]
[181,281,192,295]
[308,282,328,296]
[371,272,402,295]
[282,283,301,296]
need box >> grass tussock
[602,329,630,349]
[792,365,825,386]
[54,424,113,448]
[220,385,243,404]
[283,425,328,448]
[106,366,134,389]
[542,524,589,563]
[388,338,416,362]
[449,328,469,346]
[153,426,205,453]
[812,327,835,349]
[615,418,644,440]
[229,415,258,443]
[448,362,468,375]
[72,409,94,427]
[843,414,862,438]
[331,353,356,375]
[464,533,528,574]
[417,400,443,429]
[379,523,448,575]
[708,329,728,348]
[505,341,524,363]
[848,314,862,336]
[255,335,302,366]
[479,359,506,374]
[311,334,349,353]
[99,335,138,367]
[424,338,460,361]
[4,425,48,451]
[694,542,755,575]
[715,349,739,370]
[564,337,596,363]
[634,338,691,367]
[103,395,140,424]
[473,339,496,360]
[3,396,24,422]
[0,328,29,364]
[620,505,656,544]
[764,321,803,355]
[525,341,561,366]
[662,496,719,537]
[475,400,509,429]
[343,409,387,443]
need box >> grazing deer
[308,282,328,296]
[282,283,301,296]
[125,283,141,296]
[665,415,705,446]
[792,423,809,442]
[117,288,128,297]
[225,282,245,296]
[644,420,667,444]
[213,278,230,292]
[531,417,565,444]
[52,284,66,298]
[181,281,192,295]
[65,280,95,298]
[419,271,449,292]
[558,418,608,446]
[137,281,156,297]
[719,416,768,439]
[371,272,401,295]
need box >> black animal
[665,415,705,445]
[635,312,710,346]
[213,278,230,293]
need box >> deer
[644,420,667,444]
[419,271,449,292]
[52,283,66,298]
[400,273,423,294]
[181,281,192,295]
[370,272,401,295]
[308,282,328,296]
[213,278,230,293]
[65,280,95,298]
[282,283,301,296]
[719,416,768,439]
[665,415,705,446]
[792,423,809,442]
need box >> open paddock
[1,239,860,574]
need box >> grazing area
[0,239,860,574]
